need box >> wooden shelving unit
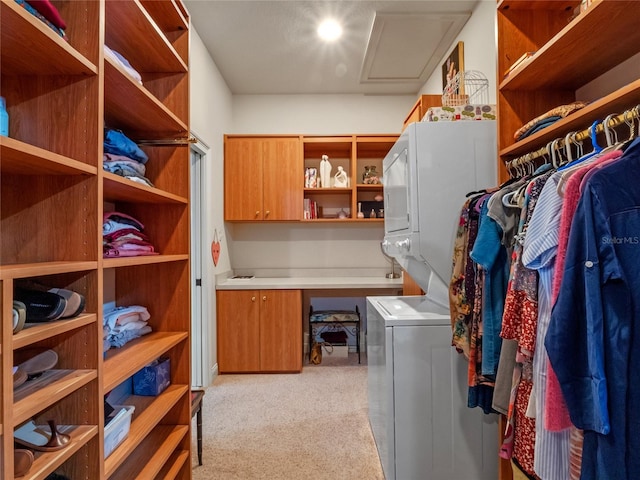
[1,1,191,478]
[496,2,640,479]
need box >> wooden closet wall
[496,1,640,479]
[0,0,192,478]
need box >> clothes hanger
[557,120,601,171]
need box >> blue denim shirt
[470,199,508,376]
[546,137,640,480]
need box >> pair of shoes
[14,419,71,452]
[14,283,85,323]
[14,448,34,477]
[13,301,26,333]
[13,366,28,389]
[14,350,58,386]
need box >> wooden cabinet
[224,136,302,221]
[302,135,397,221]
[402,94,442,131]
[217,290,302,373]
[1,1,191,478]
[497,0,640,182]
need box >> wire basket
[442,70,490,107]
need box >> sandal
[14,448,34,477]
[18,349,59,377]
[13,301,26,334]
[14,419,71,452]
[13,366,28,389]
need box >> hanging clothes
[546,137,640,480]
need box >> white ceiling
[183,1,479,95]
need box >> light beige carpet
[191,356,384,479]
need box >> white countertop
[216,276,404,290]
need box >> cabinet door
[259,289,302,372]
[262,137,302,220]
[224,137,265,220]
[217,290,261,372]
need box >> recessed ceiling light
[317,19,342,42]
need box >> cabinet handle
[255,211,260,217]
[265,210,270,216]
[251,296,256,302]
[262,295,267,301]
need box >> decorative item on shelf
[319,154,332,188]
[337,208,348,219]
[305,167,318,188]
[374,193,383,202]
[370,209,377,219]
[334,165,348,187]
[357,202,365,219]
[378,208,384,218]
[362,165,380,184]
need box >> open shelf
[104,384,188,477]
[0,262,98,281]
[23,425,98,480]
[140,0,189,32]
[108,425,188,479]
[102,254,188,269]
[13,370,97,426]
[103,332,188,391]
[103,172,188,204]
[156,450,190,480]
[13,314,96,350]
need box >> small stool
[191,389,205,465]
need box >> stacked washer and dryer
[367,121,499,480]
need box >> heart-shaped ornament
[211,230,221,266]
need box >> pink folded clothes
[117,244,155,252]
[27,0,67,29]
[103,247,158,258]
[105,228,149,242]
[104,305,151,330]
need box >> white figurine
[319,154,332,188]
[334,166,348,188]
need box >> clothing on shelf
[514,102,589,142]
[14,0,66,39]
[449,106,640,480]
[103,305,152,350]
[104,45,143,85]
[103,211,158,258]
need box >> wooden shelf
[103,172,189,204]
[102,254,188,269]
[108,425,188,480]
[22,425,98,480]
[13,314,97,350]
[105,0,187,73]
[500,77,640,160]
[303,187,352,194]
[104,58,188,138]
[140,0,189,32]
[14,370,97,426]
[156,450,190,480]
[0,262,98,281]
[0,137,97,176]
[500,0,640,91]
[0,0,97,76]
[103,332,188,391]
[356,184,384,190]
[104,384,188,477]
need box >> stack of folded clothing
[103,305,152,349]
[14,0,67,39]
[103,211,158,258]
[104,45,143,85]
[513,101,589,141]
[103,128,153,187]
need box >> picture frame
[442,41,465,96]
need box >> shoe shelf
[0,137,98,176]
[1,0,98,76]
[104,384,188,477]
[103,332,187,392]
[13,369,97,426]
[12,314,96,350]
[108,424,188,480]
[156,450,191,480]
[24,425,98,480]
[0,263,98,281]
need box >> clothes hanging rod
[507,104,640,175]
